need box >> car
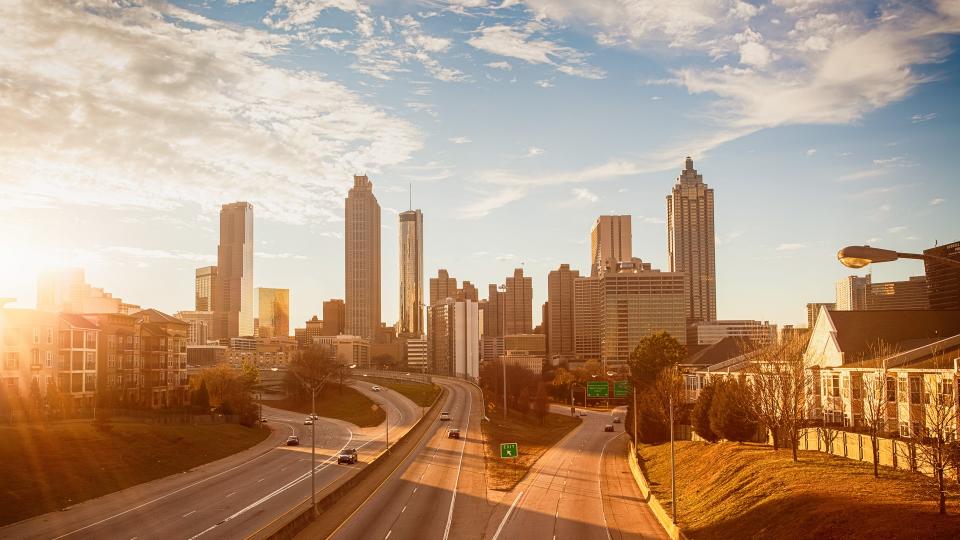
[579,410,588,417]
[439,412,451,421]
[286,435,300,446]
[304,418,313,425]
[337,448,358,464]
[260,417,268,423]
[612,416,621,423]
[310,414,319,420]
[604,424,614,432]
[447,428,461,439]
[371,385,381,392]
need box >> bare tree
[916,374,958,515]
[747,333,811,461]
[861,340,899,478]
[288,347,336,414]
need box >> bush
[709,379,756,443]
[692,384,719,442]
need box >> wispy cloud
[524,146,544,158]
[776,243,807,251]
[467,23,605,80]
[486,61,512,70]
[450,136,472,144]
[571,188,598,203]
[459,187,527,219]
[806,148,817,157]
[911,112,937,123]
[255,251,309,260]
[887,226,908,234]
[535,78,555,88]
[930,197,946,206]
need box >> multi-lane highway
[0,381,418,540]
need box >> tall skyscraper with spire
[215,202,254,338]
[345,175,381,340]
[399,209,423,336]
[667,157,717,323]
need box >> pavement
[0,380,419,540]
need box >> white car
[440,412,451,421]
[371,385,381,392]
[304,418,313,425]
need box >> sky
[1,0,959,332]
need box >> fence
[798,427,957,479]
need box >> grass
[480,408,581,491]
[265,383,386,427]
[363,378,441,407]
[0,422,268,526]
[639,440,960,539]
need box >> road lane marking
[385,530,392,539]
[257,478,265,483]
[225,491,236,498]
[491,490,524,540]
[442,381,472,540]
[598,435,615,540]
[182,511,196,518]
[401,506,406,513]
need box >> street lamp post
[670,388,676,524]
[837,245,960,269]
[502,358,507,420]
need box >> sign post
[587,381,609,399]
[500,442,518,459]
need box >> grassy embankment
[481,409,581,491]
[639,440,960,539]
[265,383,385,427]
[363,377,441,407]
[0,422,268,526]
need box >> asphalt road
[0,380,419,540]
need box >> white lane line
[225,491,237,498]
[491,491,524,540]
[182,511,196,518]
[401,506,406,513]
[257,478,265,483]
[385,530,392,539]
[442,382,472,540]
[598,436,615,540]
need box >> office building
[693,320,778,347]
[481,335,504,363]
[806,302,836,330]
[215,202,254,339]
[599,267,688,368]
[305,316,324,346]
[175,310,215,345]
[37,268,138,315]
[398,209,424,336]
[404,336,429,372]
[573,276,601,362]
[459,281,479,302]
[836,275,871,310]
[255,288,290,338]
[483,284,505,338]
[503,268,533,335]
[591,215,632,277]
[195,266,218,312]
[547,264,579,364]
[869,276,929,310]
[322,299,345,336]
[667,157,717,323]
[924,241,960,310]
[344,175,381,340]
[428,299,480,380]
[430,269,458,306]
[504,334,546,355]
[134,309,189,408]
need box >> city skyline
[1,1,959,330]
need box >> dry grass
[363,378,441,408]
[0,422,268,526]
[639,441,960,539]
[480,409,580,491]
[265,383,385,427]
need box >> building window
[46,328,53,344]
[45,351,53,368]
[31,349,40,367]
[830,375,840,398]
[851,377,861,400]
[912,422,924,438]
[899,422,910,437]
[898,377,908,401]
[4,352,19,370]
[938,380,954,403]
[886,377,896,402]
[909,377,923,405]
[33,328,40,344]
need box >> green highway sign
[500,442,518,459]
[587,381,609,398]
[614,380,630,398]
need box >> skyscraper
[459,281,479,302]
[428,298,480,379]
[215,202,254,339]
[398,209,423,336]
[429,269,458,306]
[322,299,345,336]
[667,157,717,323]
[195,266,218,312]
[547,264,579,364]
[836,275,871,310]
[869,276,929,310]
[573,275,601,362]
[806,302,836,329]
[504,268,533,335]
[255,287,290,338]
[483,283,505,338]
[591,215,632,277]
[344,175,381,340]
[924,241,960,310]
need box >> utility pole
[670,390,676,524]
[502,359,507,419]
[632,386,638,450]
[311,410,317,516]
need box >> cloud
[102,246,216,263]
[524,146,544,158]
[571,188,598,203]
[0,1,420,224]
[349,15,467,82]
[467,23,605,79]
[911,112,937,123]
[639,216,666,224]
[486,61,513,70]
[776,243,807,251]
[887,225,908,234]
[459,187,527,219]
[651,95,663,100]
[450,136,472,144]
[255,251,309,260]
[837,169,891,182]
[264,0,374,36]
[806,148,817,156]
[930,197,946,206]
[535,78,555,88]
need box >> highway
[0,380,419,540]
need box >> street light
[837,245,960,269]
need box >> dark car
[604,424,614,432]
[286,435,300,446]
[337,448,358,464]
[447,428,461,439]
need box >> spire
[685,156,693,171]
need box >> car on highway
[440,411,451,421]
[337,448,358,464]
[579,410,588,417]
[447,428,460,439]
[286,435,300,446]
[304,418,313,425]
[612,416,621,423]
[604,424,615,432]
[310,413,319,420]
[371,385,381,391]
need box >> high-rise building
[430,269,458,307]
[255,288,290,338]
[924,241,960,310]
[692,320,778,347]
[305,315,324,345]
[403,335,428,372]
[428,299,480,379]
[175,310,215,345]
[807,302,836,330]
[547,264,579,365]
[195,266,218,312]
[483,284,505,338]
[344,175,381,340]
[398,209,424,337]
[573,275,601,362]
[321,299,345,336]
[599,267,688,368]
[869,276,929,310]
[215,202,254,339]
[591,215,632,277]
[37,268,138,314]
[459,281,479,302]
[836,275,871,310]
[667,157,717,323]
[504,268,533,335]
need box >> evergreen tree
[691,383,719,442]
[709,378,756,443]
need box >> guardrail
[627,441,688,540]
[353,369,432,385]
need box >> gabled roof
[59,313,99,329]
[685,336,757,367]
[133,308,188,326]
[827,309,960,364]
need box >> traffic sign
[614,380,630,398]
[500,442,518,459]
[587,381,609,398]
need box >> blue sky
[1,0,958,331]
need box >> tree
[746,333,811,461]
[628,332,686,390]
[287,347,336,413]
[193,379,211,411]
[861,340,899,478]
[517,387,531,416]
[691,383,719,443]
[550,367,576,403]
[534,382,549,424]
[201,362,260,424]
[709,378,756,443]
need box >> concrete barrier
[626,442,688,540]
[247,387,445,540]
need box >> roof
[59,313,99,330]
[685,336,757,367]
[827,309,960,363]
[838,334,960,371]
[132,308,188,327]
